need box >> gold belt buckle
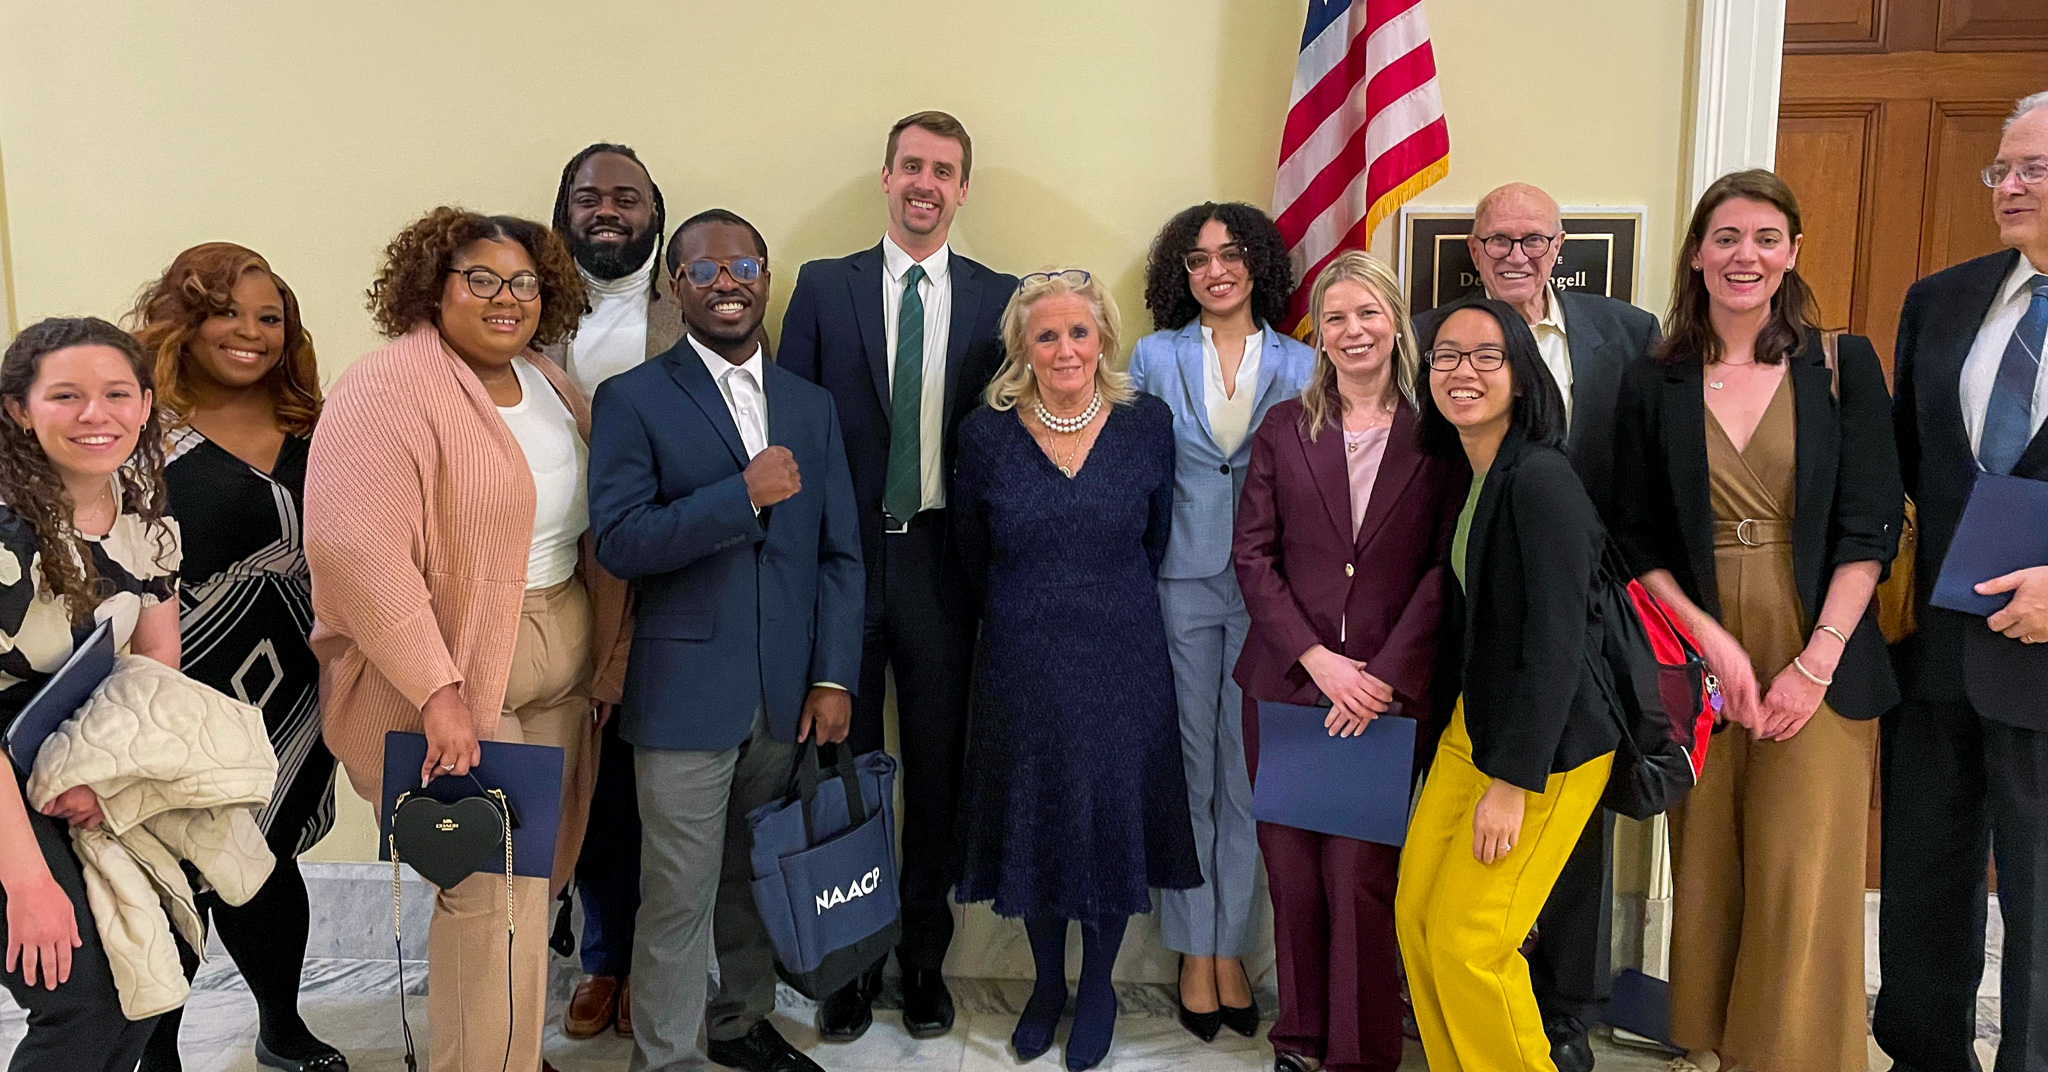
[1736,518,1761,547]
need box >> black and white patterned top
[0,493,181,729]
[165,427,334,854]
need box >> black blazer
[778,244,1019,610]
[1435,429,1619,792]
[1417,289,1659,524]
[1612,328,1903,720]
[1894,248,2048,729]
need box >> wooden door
[1777,0,2047,886]
[1778,0,2046,371]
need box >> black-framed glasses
[1477,232,1557,260]
[1021,269,1092,287]
[1982,160,2048,188]
[449,267,541,302]
[1183,246,1246,273]
[1426,346,1508,372]
[676,257,764,287]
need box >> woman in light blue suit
[1129,202,1314,1042]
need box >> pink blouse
[1342,425,1392,538]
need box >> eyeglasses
[676,257,764,287]
[1183,246,1246,273]
[1477,233,1558,260]
[449,267,541,302]
[1426,346,1508,372]
[1982,160,2048,188]
[1021,269,1092,287]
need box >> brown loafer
[564,973,620,1039]
[615,976,634,1038]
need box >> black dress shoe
[1219,996,1260,1038]
[1545,1013,1595,1072]
[1177,999,1222,1043]
[900,967,956,1038]
[706,1021,824,1072]
[818,967,879,1043]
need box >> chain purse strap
[388,786,515,1072]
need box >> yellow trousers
[1396,704,1613,1072]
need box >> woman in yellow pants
[1396,298,1619,1070]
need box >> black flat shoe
[818,965,880,1043]
[254,1038,348,1072]
[901,967,956,1038]
[1220,996,1260,1038]
[1012,994,1067,1062]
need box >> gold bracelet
[1792,656,1834,687]
[1814,624,1849,647]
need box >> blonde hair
[984,269,1135,412]
[1299,250,1420,440]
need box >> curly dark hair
[366,207,587,347]
[0,317,176,623]
[1141,202,1295,332]
[127,242,322,436]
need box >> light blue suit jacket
[1129,321,1315,580]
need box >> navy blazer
[587,341,864,751]
[778,244,1018,610]
[1613,329,1903,720]
[1894,248,2048,728]
[1129,321,1315,580]
[1417,289,1658,523]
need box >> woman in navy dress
[953,269,1200,1072]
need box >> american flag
[1273,0,1451,332]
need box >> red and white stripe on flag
[1273,0,1451,334]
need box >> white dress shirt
[881,234,953,511]
[1960,253,2048,458]
[1530,285,1573,427]
[496,357,589,589]
[567,249,658,400]
[690,334,769,460]
[687,335,846,693]
[1201,326,1263,456]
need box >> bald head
[1468,183,1565,324]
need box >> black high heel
[1219,996,1260,1038]
[1176,956,1222,1043]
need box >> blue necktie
[1981,274,2048,475]
[885,264,927,523]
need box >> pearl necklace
[1033,390,1101,435]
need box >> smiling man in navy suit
[590,209,862,1072]
[779,110,1018,1043]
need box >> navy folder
[4,619,115,773]
[378,732,564,880]
[1932,472,2048,617]
[1250,700,1416,846]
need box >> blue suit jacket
[1128,322,1314,580]
[588,341,864,751]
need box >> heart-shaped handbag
[386,772,519,1072]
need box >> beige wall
[0,0,1699,861]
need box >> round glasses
[1982,161,2048,188]
[1021,269,1093,287]
[678,257,764,287]
[1426,346,1508,372]
[1477,233,1557,260]
[1183,246,1246,273]
[449,267,541,302]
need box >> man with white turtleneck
[542,141,684,1043]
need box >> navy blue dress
[952,393,1201,922]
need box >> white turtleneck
[567,248,659,400]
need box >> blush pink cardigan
[304,325,631,888]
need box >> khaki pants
[428,579,592,1072]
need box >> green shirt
[1451,471,1485,590]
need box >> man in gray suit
[1414,181,1660,1072]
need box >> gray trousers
[1157,572,1260,957]
[628,708,794,1072]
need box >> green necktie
[885,264,927,523]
